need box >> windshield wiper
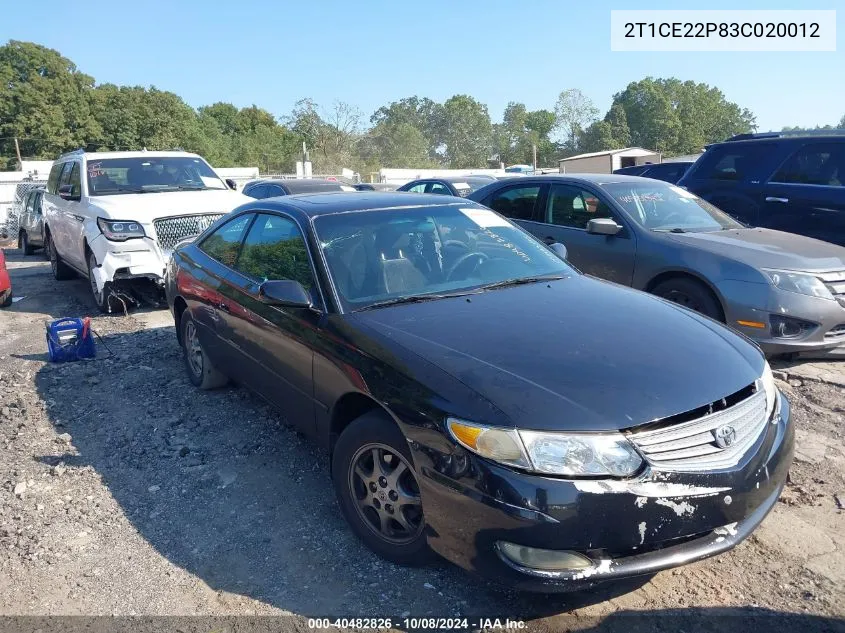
[97,187,157,194]
[356,291,478,312]
[653,227,687,233]
[476,275,567,292]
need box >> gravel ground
[0,244,843,633]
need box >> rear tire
[651,277,723,321]
[21,232,34,256]
[0,289,11,308]
[45,233,75,281]
[181,312,227,390]
[332,412,430,565]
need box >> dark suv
[678,132,845,246]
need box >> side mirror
[587,218,622,236]
[225,178,237,190]
[58,184,79,201]
[258,280,313,309]
[549,242,568,260]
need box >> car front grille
[152,214,225,253]
[627,383,768,472]
[817,270,845,308]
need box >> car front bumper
[410,392,793,592]
[88,235,167,292]
[720,280,845,355]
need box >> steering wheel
[446,251,489,281]
[659,212,687,226]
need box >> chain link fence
[0,179,47,239]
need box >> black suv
[613,161,693,184]
[678,132,845,246]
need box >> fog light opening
[769,315,816,339]
[497,541,593,571]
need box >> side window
[58,162,74,188]
[546,185,614,229]
[34,192,43,213]
[47,164,62,194]
[246,184,266,199]
[68,163,81,197]
[427,182,451,195]
[771,143,845,187]
[696,145,771,181]
[266,185,285,197]
[485,185,541,221]
[25,193,36,215]
[407,183,427,193]
[235,214,315,289]
[199,214,253,267]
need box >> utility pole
[532,143,537,173]
[14,137,23,170]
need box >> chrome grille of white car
[817,270,845,308]
[627,383,768,472]
[153,214,224,253]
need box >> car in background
[353,182,398,192]
[243,178,356,198]
[614,161,694,184]
[42,149,252,313]
[396,176,495,197]
[0,248,12,307]
[166,190,791,592]
[17,186,46,255]
[468,174,845,355]
[678,132,845,246]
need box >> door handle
[217,302,231,313]
[765,197,789,204]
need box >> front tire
[0,288,11,308]
[181,312,227,390]
[651,277,723,321]
[87,251,116,314]
[45,233,75,281]
[332,412,429,565]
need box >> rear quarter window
[688,144,776,182]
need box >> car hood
[89,190,252,223]
[350,276,764,432]
[664,228,845,272]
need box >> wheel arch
[328,392,399,460]
[173,296,188,345]
[645,269,727,322]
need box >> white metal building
[558,148,661,174]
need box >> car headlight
[762,268,833,300]
[447,418,643,477]
[760,360,777,420]
[97,218,146,242]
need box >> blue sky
[2,0,842,133]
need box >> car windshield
[602,182,743,232]
[87,156,227,195]
[313,204,573,311]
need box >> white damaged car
[42,150,251,312]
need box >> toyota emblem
[714,425,737,448]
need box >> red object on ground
[0,248,12,307]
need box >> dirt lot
[0,244,843,632]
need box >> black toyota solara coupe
[164,191,793,592]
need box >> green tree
[370,96,443,160]
[0,40,101,165]
[438,95,493,168]
[839,115,845,128]
[554,88,599,152]
[612,78,754,155]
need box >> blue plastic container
[46,317,97,363]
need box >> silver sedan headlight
[762,269,834,300]
[761,360,777,420]
[447,418,643,477]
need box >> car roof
[243,191,472,218]
[709,135,845,148]
[60,150,203,161]
[483,173,670,186]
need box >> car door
[537,183,636,285]
[64,162,87,269]
[225,212,320,434]
[760,142,845,246]
[33,191,46,246]
[20,192,35,236]
[51,162,75,261]
[191,213,255,369]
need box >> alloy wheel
[348,443,423,544]
[184,320,204,378]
